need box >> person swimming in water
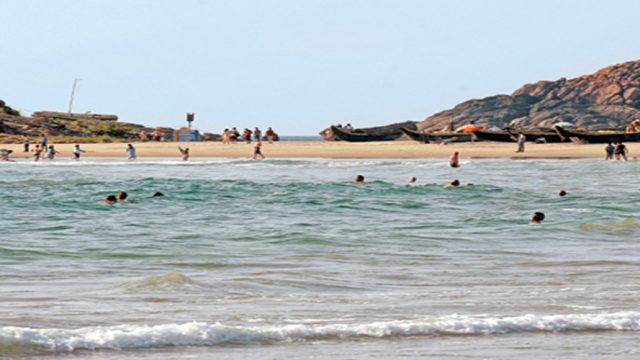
[178,147,189,161]
[558,190,567,197]
[126,144,136,160]
[117,191,131,202]
[152,191,165,197]
[449,152,460,168]
[529,212,545,224]
[104,195,117,204]
[354,175,365,184]
[408,176,417,184]
[445,179,460,188]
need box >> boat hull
[554,126,640,143]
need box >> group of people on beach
[221,127,277,144]
[605,142,629,160]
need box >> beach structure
[169,127,200,142]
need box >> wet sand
[1,141,637,159]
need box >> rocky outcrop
[0,100,220,143]
[418,60,640,131]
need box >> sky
[2,0,640,135]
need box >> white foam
[1,312,639,351]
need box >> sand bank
[1,141,637,159]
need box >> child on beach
[126,144,136,160]
[253,140,265,159]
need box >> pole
[68,78,81,114]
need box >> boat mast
[67,78,81,114]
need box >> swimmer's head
[117,191,128,201]
[558,190,567,197]
[530,212,545,224]
[409,176,417,184]
[354,175,365,184]
[105,195,117,203]
[153,192,165,197]
[450,179,460,187]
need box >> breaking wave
[1,312,639,352]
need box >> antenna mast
[67,78,81,114]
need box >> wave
[1,312,639,352]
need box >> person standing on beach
[449,151,460,167]
[516,133,526,153]
[45,145,60,160]
[605,142,615,160]
[40,134,48,150]
[32,144,43,162]
[0,149,14,162]
[73,144,86,160]
[253,140,265,159]
[254,127,262,142]
[615,142,628,161]
[126,144,137,160]
[178,147,189,161]
[23,137,29,153]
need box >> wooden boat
[320,121,417,142]
[554,125,640,143]
[401,128,472,143]
[473,129,563,143]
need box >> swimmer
[178,147,189,161]
[354,175,365,184]
[104,195,117,204]
[529,212,545,225]
[449,151,460,168]
[408,176,417,184]
[117,191,131,202]
[558,190,567,197]
[445,179,460,188]
[152,192,165,197]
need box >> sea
[1,157,639,359]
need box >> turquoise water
[1,158,639,359]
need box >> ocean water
[1,157,639,359]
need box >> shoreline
[1,141,637,159]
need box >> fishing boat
[473,129,563,143]
[553,125,640,143]
[320,121,417,142]
[401,128,472,143]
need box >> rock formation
[418,59,640,131]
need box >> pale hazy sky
[2,0,640,135]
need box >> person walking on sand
[253,140,265,159]
[178,147,189,161]
[615,142,628,161]
[605,142,615,160]
[126,144,137,160]
[516,133,526,153]
[449,151,460,168]
[73,144,86,160]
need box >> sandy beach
[2,141,638,159]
